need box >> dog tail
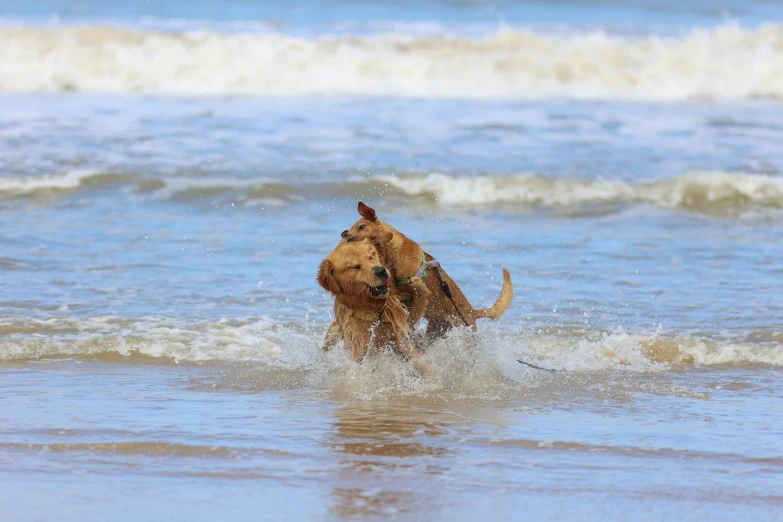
[474,268,513,320]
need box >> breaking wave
[1,23,783,99]
[376,171,783,215]
[1,315,781,371]
[2,169,783,216]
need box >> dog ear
[357,201,377,222]
[369,230,393,245]
[317,259,340,294]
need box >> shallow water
[2,0,783,520]
[2,359,782,520]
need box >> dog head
[318,238,393,300]
[341,201,387,244]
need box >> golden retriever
[342,201,513,340]
[317,234,431,375]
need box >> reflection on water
[327,400,458,517]
[332,407,449,458]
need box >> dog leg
[412,358,435,378]
[424,316,452,342]
[320,319,341,352]
[405,277,430,328]
[392,332,435,377]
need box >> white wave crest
[514,329,783,370]
[0,171,298,207]
[1,24,783,99]
[1,316,781,371]
[0,316,286,363]
[3,168,782,215]
[376,171,783,214]
[4,169,782,215]
[0,170,106,195]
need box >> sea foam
[1,24,782,99]
[2,169,782,216]
[1,315,781,370]
[375,171,783,214]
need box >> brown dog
[342,202,513,341]
[317,235,431,375]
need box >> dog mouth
[369,279,391,297]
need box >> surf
[1,23,782,99]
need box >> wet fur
[317,239,431,375]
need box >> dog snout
[373,266,389,279]
[346,235,356,242]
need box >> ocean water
[1,1,783,520]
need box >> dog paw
[413,360,436,378]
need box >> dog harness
[394,253,442,287]
[394,252,446,307]
[394,250,470,326]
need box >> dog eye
[352,265,361,270]
[358,225,365,231]
[341,230,349,238]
